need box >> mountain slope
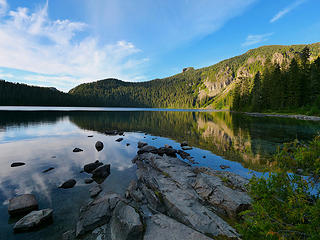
[69,42,320,110]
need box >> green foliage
[238,135,320,239]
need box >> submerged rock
[89,185,102,198]
[42,167,54,173]
[11,162,25,167]
[110,201,144,240]
[73,148,83,153]
[59,179,76,189]
[95,141,104,152]
[84,160,103,173]
[92,164,111,184]
[13,209,53,232]
[84,178,94,184]
[8,194,38,216]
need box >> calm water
[0,108,320,239]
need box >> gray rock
[8,194,38,216]
[62,230,75,240]
[110,201,144,240]
[135,152,239,238]
[137,145,157,154]
[125,181,144,202]
[85,178,94,184]
[13,209,53,232]
[193,173,251,218]
[73,148,83,152]
[153,147,177,157]
[137,141,147,148]
[95,141,104,152]
[11,162,25,167]
[92,164,110,184]
[116,138,123,142]
[144,213,212,240]
[90,185,102,198]
[76,193,122,237]
[59,179,76,189]
[84,160,103,173]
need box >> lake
[0,108,319,239]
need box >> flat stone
[137,145,157,154]
[144,213,212,240]
[181,146,192,151]
[59,179,76,189]
[8,194,38,216]
[90,185,102,198]
[11,162,25,167]
[110,201,144,240]
[13,209,53,232]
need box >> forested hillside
[69,42,320,113]
[1,42,320,114]
[0,80,89,106]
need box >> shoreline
[242,112,320,121]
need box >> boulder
[144,213,212,240]
[8,194,38,216]
[92,164,111,184]
[13,209,53,232]
[42,167,54,173]
[153,147,177,157]
[84,178,94,184]
[137,142,147,148]
[193,173,252,218]
[84,160,103,173]
[137,145,157,155]
[73,148,83,152]
[59,179,76,189]
[180,141,188,147]
[76,193,122,237]
[89,185,102,198]
[110,201,144,240]
[95,141,104,152]
[11,162,25,167]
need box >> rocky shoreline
[62,142,251,240]
[244,112,320,121]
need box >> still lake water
[0,108,320,239]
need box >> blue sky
[0,0,319,91]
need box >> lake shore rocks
[8,194,38,216]
[92,164,110,184]
[64,144,251,240]
[13,209,53,232]
[59,179,76,189]
[89,185,102,198]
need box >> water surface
[0,108,320,239]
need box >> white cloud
[242,33,274,47]
[0,1,147,91]
[270,0,307,23]
[0,0,7,16]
